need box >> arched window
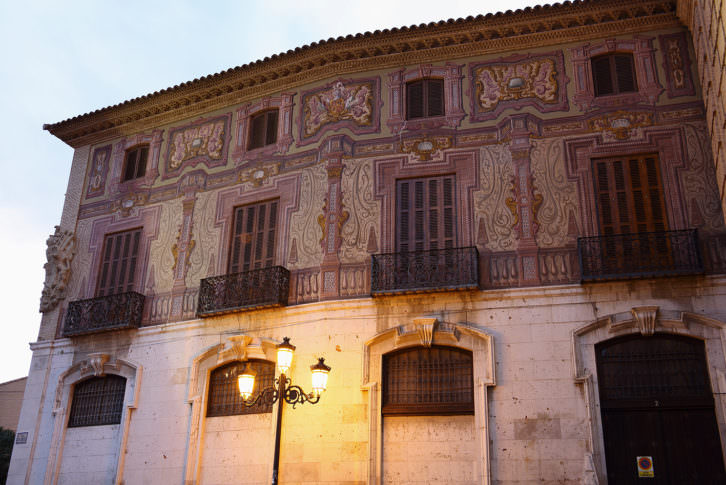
[68,375,126,427]
[382,346,473,415]
[207,360,275,417]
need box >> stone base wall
[9,275,726,484]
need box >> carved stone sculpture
[39,226,76,313]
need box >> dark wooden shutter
[249,110,278,150]
[592,54,637,96]
[406,80,425,119]
[122,146,148,182]
[406,79,445,119]
[592,56,615,96]
[594,155,667,235]
[265,110,278,146]
[228,200,278,273]
[396,175,456,252]
[96,228,141,297]
[426,79,444,117]
[614,54,637,93]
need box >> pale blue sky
[0,0,539,383]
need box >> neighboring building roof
[44,0,679,148]
[0,377,27,432]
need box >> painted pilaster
[504,115,542,286]
[318,135,352,300]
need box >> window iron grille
[68,375,126,427]
[207,360,276,417]
[383,346,474,415]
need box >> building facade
[9,0,726,483]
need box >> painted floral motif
[303,80,373,138]
[475,58,558,111]
[86,145,111,198]
[588,111,653,142]
[168,118,227,170]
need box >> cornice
[44,0,680,148]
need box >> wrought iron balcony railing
[578,229,703,282]
[371,246,479,295]
[197,266,290,317]
[63,291,145,337]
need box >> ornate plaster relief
[287,163,327,269]
[164,114,231,179]
[472,144,516,251]
[340,159,381,264]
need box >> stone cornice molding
[44,0,678,148]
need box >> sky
[0,0,541,383]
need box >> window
[382,346,473,415]
[122,145,148,182]
[229,200,278,273]
[96,228,141,297]
[68,375,126,427]
[248,109,278,150]
[207,360,275,417]
[593,154,667,236]
[406,79,444,120]
[397,175,456,252]
[591,53,638,97]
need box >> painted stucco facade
[9,1,726,484]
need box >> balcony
[197,266,290,317]
[63,292,145,337]
[371,246,479,295]
[578,229,703,282]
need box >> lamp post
[237,337,331,485]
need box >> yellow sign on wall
[637,456,654,478]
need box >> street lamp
[236,337,331,485]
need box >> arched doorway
[596,334,726,483]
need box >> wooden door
[597,334,726,484]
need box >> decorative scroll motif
[40,226,77,313]
[340,159,381,263]
[287,164,326,269]
[659,32,695,98]
[473,145,516,251]
[530,138,580,247]
[149,200,184,293]
[196,266,290,317]
[63,292,145,337]
[186,191,222,288]
[371,247,479,295]
[588,111,653,142]
[538,248,579,285]
[80,353,111,377]
[147,287,199,324]
[166,114,230,174]
[237,163,280,187]
[681,123,725,233]
[290,268,319,304]
[632,306,658,336]
[86,145,112,199]
[110,192,149,217]
[577,229,703,281]
[470,52,568,122]
[399,135,452,162]
[300,78,379,143]
[413,318,437,348]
